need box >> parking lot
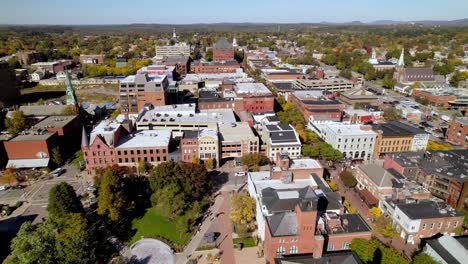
[1,162,91,224]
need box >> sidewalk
[176,194,225,264]
[218,192,235,264]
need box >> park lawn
[233,237,257,248]
[129,207,192,246]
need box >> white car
[50,168,63,177]
[0,185,7,191]
[234,172,246,177]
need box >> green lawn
[129,207,192,247]
[233,237,257,248]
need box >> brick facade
[412,89,456,108]
[446,118,468,148]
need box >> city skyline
[0,0,467,25]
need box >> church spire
[65,69,77,106]
[397,48,405,67]
[81,126,89,147]
[173,28,177,39]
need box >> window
[446,222,450,228]
[327,243,335,251]
[454,221,459,228]
[422,223,426,230]
[342,242,350,250]
[290,246,298,254]
[276,247,285,257]
[430,223,434,229]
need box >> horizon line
[0,17,467,27]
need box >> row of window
[338,137,373,143]
[276,246,298,256]
[380,146,411,153]
[381,139,411,146]
[422,221,458,230]
[327,241,350,251]
[337,144,373,150]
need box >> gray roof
[372,121,426,136]
[267,212,298,237]
[389,150,468,182]
[425,235,468,264]
[396,200,462,220]
[274,252,363,264]
[262,186,319,213]
[213,37,232,50]
[8,105,68,117]
[358,164,395,188]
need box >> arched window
[290,245,298,254]
[276,246,285,256]
[361,151,366,158]
[354,151,359,158]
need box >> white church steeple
[397,48,405,67]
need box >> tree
[72,150,85,170]
[191,156,201,165]
[205,158,214,170]
[339,69,352,79]
[230,191,256,235]
[1,168,17,186]
[137,160,147,175]
[4,221,59,264]
[374,216,398,238]
[48,182,84,223]
[383,108,401,121]
[240,153,269,171]
[51,146,62,166]
[205,48,213,61]
[382,74,395,89]
[369,207,381,218]
[97,167,126,221]
[350,238,379,263]
[37,98,46,105]
[328,180,338,191]
[412,253,439,264]
[5,110,26,136]
[110,108,121,119]
[426,140,452,151]
[7,57,21,69]
[340,170,357,188]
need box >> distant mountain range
[326,18,468,26]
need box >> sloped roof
[267,212,298,236]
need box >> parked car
[87,186,96,192]
[0,185,7,191]
[12,185,26,190]
[234,172,246,177]
[50,168,63,177]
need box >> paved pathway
[218,192,235,264]
[176,194,225,264]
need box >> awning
[7,158,50,169]
[358,188,379,206]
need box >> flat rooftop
[289,159,323,170]
[34,115,77,129]
[10,131,55,141]
[219,122,256,141]
[326,124,377,136]
[138,107,236,124]
[234,83,272,95]
[396,200,462,220]
[116,130,171,149]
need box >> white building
[30,71,45,81]
[258,124,302,160]
[312,123,377,160]
[155,42,191,58]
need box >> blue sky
[1,0,467,25]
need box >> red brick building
[290,91,345,121]
[119,74,169,113]
[82,120,171,174]
[233,83,275,114]
[4,131,59,168]
[212,37,234,62]
[446,117,468,148]
[412,89,456,108]
[262,187,372,263]
[191,60,240,73]
[4,115,81,168]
